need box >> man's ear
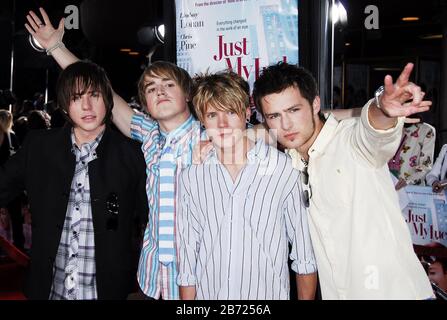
[312,96,321,115]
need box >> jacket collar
[58,124,111,160]
[286,113,338,170]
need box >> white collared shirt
[176,140,317,300]
[287,101,434,300]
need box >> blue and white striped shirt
[131,113,201,299]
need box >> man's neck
[74,125,105,146]
[216,137,254,182]
[296,117,324,162]
[158,112,191,133]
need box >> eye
[206,112,216,119]
[72,95,81,102]
[146,87,156,94]
[289,108,300,113]
[91,91,99,98]
[166,82,176,88]
[267,114,279,120]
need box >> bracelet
[46,41,65,56]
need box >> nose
[81,95,93,110]
[281,115,292,131]
[156,85,166,96]
[217,113,228,128]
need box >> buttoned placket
[214,146,262,298]
[306,153,340,295]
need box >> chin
[212,139,235,150]
[278,139,301,150]
[154,111,183,121]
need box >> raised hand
[25,7,65,50]
[394,178,407,191]
[403,117,421,124]
[432,180,445,193]
[379,63,432,118]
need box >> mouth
[218,130,234,138]
[82,115,97,122]
[157,98,170,105]
[284,132,298,141]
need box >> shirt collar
[286,113,338,170]
[70,128,104,157]
[160,115,194,147]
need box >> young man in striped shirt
[176,71,317,300]
[26,8,199,299]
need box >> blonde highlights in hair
[192,70,249,123]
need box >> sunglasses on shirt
[301,165,312,208]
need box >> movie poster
[402,186,447,247]
[175,0,299,89]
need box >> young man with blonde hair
[177,71,317,300]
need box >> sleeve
[351,99,405,168]
[176,169,201,286]
[405,125,436,185]
[130,112,158,143]
[285,179,317,275]
[426,144,447,186]
[0,134,30,207]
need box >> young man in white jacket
[253,62,434,300]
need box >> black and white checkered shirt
[49,130,104,300]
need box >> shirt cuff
[425,174,436,186]
[291,259,318,275]
[177,273,197,286]
[361,99,405,138]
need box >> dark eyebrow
[285,104,303,111]
[264,104,303,117]
[144,78,174,90]
[264,111,279,117]
[144,82,154,90]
